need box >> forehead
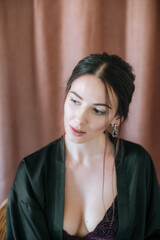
[69,74,118,107]
[70,75,106,101]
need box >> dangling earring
[112,124,118,137]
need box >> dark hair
[65,52,135,121]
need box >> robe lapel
[50,137,65,240]
[115,143,129,240]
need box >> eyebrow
[70,91,112,109]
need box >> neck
[64,134,114,166]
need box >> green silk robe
[6,137,160,239]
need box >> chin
[66,132,100,145]
[67,135,88,144]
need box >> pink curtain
[0,0,160,203]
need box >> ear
[111,115,123,128]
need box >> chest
[63,159,117,237]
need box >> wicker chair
[0,199,7,240]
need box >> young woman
[6,53,160,239]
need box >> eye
[93,108,105,115]
[70,98,80,105]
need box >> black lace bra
[63,196,118,240]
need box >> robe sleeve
[6,160,52,240]
[145,154,160,240]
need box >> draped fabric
[0,0,160,203]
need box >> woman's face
[64,74,119,144]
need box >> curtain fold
[124,0,160,176]
[0,0,159,203]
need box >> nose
[75,108,88,125]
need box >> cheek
[64,102,68,123]
[64,102,73,122]
[90,118,107,132]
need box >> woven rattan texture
[0,199,7,240]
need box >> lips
[70,125,86,137]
